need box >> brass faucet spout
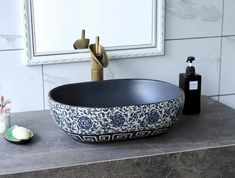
[89,36,109,81]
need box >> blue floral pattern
[52,110,61,124]
[78,116,93,130]
[111,113,125,128]
[49,94,184,142]
[146,110,160,125]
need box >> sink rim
[48,78,184,109]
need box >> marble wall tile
[0,50,43,112]
[220,36,235,94]
[44,37,221,109]
[109,37,221,96]
[0,0,24,50]
[219,95,235,109]
[223,0,235,35]
[166,0,223,39]
[43,62,91,109]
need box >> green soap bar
[4,126,19,142]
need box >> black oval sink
[49,79,184,143]
[50,79,183,107]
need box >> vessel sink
[48,79,184,143]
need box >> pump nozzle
[186,56,195,76]
[186,56,195,63]
[186,56,195,67]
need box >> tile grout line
[42,65,46,110]
[165,36,222,41]
[221,34,235,38]
[218,0,225,102]
[209,93,235,98]
[0,48,24,52]
[165,35,235,42]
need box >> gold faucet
[89,36,109,81]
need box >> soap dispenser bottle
[179,56,201,114]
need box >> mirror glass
[24,0,165,65]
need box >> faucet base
[92,69,103,81]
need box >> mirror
[23,0,165,65]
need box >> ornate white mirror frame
[23,0,165,65]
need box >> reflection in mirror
[23,0,165,65]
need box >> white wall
[0,0,235,112]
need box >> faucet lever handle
[95,36,101,54]
[81,29,85,39]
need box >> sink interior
[49,79,183,108]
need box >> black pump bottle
[179,56,201,114]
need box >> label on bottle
[189,81,198,90]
